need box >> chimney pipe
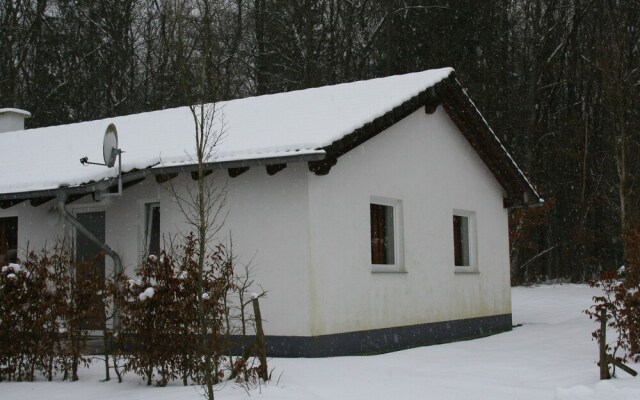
[0,108,31,133]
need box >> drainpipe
[56,191,122,327]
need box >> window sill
[371,265,407,274]
[454,269,479,275]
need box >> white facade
[0,106,510,340]
[305,106,510,336]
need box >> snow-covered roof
[0,68,453,197]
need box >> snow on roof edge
[15,67,455,137]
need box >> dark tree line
[1,0,638,284]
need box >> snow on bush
[111,234,245,387]
[138,287,156,301]
[0,244,99,382]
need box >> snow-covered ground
[2,285,639,399]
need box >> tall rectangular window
[453,210,477,272]
[144,202,161,257]
[370,197,404,272]
[453,215,470,266]
[371,204,395,265]
[0,216,18,262]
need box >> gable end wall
[306,106,511,336]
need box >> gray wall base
[83,314,512,357]
[235,313,512,357]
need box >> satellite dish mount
[79,123,124,198]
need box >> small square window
[453,210,477,272]
[370,197,404,272]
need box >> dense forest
[1,0,638,284]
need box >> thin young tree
[167,100,228,399]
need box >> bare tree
[166,101,227,399]
[594,2,640,286]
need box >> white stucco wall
[0,200,63,253]
[108,166,313,337]
[1,165,312,337]
[306,106,511,336]
[159,166,313,336]
[0,183,160,280]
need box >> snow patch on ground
[1,284,639,399]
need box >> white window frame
[138,200,161,262]
[453,209,478,274]
[370,196,405,273]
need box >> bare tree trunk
[195,104,215,400]
[596,1,639,286]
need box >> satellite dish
[78,123,124,199]
[103,123,118,168]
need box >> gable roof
[0,68,540,208]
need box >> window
[370,197,404,272]
[453,210,477,272]
[371,204,394,264]
[0,216,18,263]
[453,215,469,266]
[144,202,161,257]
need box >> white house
[0,68,541,356]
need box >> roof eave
[0,152,325,207]
[311,73,542,209]
[309,83,443,175]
